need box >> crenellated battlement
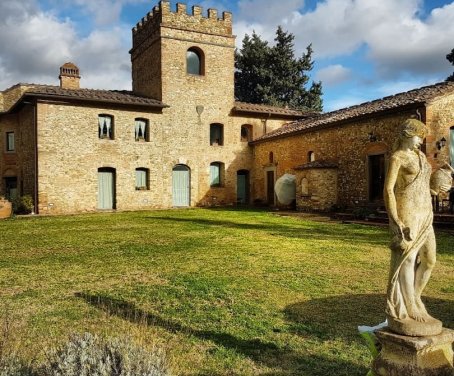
[132,1,232,51]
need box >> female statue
[383,118,452,336]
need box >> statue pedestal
[372,328,454,376]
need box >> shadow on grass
[284,293,454,343]
[76,292,367,376]
[147,216,388,246]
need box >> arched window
[135,118,149,141]
[308,151,315,162]
[241,124,252,142]
[210,162,225,187]
[135,168,149,190]
[98,114,114,140]
[210,123,224,145]
[187,47,204,75]
[269,152,274,163]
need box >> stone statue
[383,118,453,336]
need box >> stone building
[251,82,454,211]
[1,1,454,215]
[0,1,306,214]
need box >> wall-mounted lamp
[367,132,378,142]
[436,137,446,150]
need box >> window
[6,132,15,152]
[135,168,149,190]
[241,124,252,142]
[98,115,114,139]
[210,123,224,146]
[308,151,315,162]
[135,118,149,141]
[210,162,224,187]
[187,47,204,75]
[269,152,274,163]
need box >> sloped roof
[3,84,167,114]
[233,101,318,118]
[251,81,454,144]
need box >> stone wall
[425,93,454,168]
[295,168,338,211]
[0,106,36,201]
[252,109,422,208]
[0,85,36,113]
[32,98,292,214]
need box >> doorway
[172,165,190,207]
[237,170,249,204]
[266,170,275,206]
[98,168,116,209]
[368,154,385,202]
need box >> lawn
[0,208,453,375]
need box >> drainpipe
[261,112,271,134]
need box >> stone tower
[130,1,235,106]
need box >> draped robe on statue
[386,150,433,320]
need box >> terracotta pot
[0,199,12,219]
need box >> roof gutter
[3,92,169,115]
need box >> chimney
[59,62,80,89]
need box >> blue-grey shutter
[98,171,114,209]
[210,164,220,186]
[172,166,190,206]
[136,169,146,188]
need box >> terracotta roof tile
[233,101,318,118]
[252,81,454,143]
[19,84,167,109]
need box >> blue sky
[1,0,454,111]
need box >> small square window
[135,119,149,141]
[135,168,149,190]
[210,124,224,146]
[98,115,114,139]
[6,132,15,152]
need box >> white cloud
[315,65,351,86]
[0,0,132,90]
[234,0,454,80]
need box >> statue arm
[384,155,405,235]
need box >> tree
[235,27,323,111]
[447,48,454,82]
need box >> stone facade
[251,101,454,211]
[0,1,296,214]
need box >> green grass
[0,208,453,375]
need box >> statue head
[398,118,427,139]
[394,118,427,150]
